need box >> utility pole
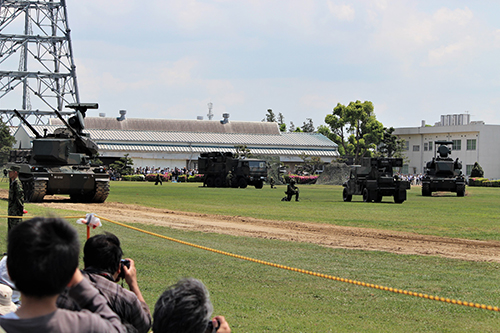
[0,0,79,125]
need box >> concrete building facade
[394,115,500,179]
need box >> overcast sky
[64,0,500,129]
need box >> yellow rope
[1,214,498,312]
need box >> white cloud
[327,2,355,21]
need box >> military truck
[198,152,267,189]
[342,157,409,204]
[421,141,465,197]
[5,104,110,203]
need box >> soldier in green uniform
[282,179,299,201]
[8,165,24,232]
[226,170,234,187]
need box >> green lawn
[0,181,499,332]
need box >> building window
[452,139,461,151]
[428,141,433,151]
[404,140,409,150]
[413,145,420,152]
[402,164,409,174]
[424,143,428,151]
[466,139,476,150]
[466,164,474,176]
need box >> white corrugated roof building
[16,116,338,169]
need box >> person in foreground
[0,216,126,333]
[57,232,151,333]
[153,278,231,333]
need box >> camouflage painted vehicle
[198,152,267,189]
[342,157,409,204]
[421,141,465,197]
[5,104,110,203]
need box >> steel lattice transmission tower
[0,0,79,125]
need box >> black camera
[206,319,219,333]
[117,259,130,280]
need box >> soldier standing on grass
[155,173,163,185]
[7,165,24,232]
[226,170,233,187]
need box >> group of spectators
[108,166,199,182]
[0,217,231,333]
[396,174,423,185]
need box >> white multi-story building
[394,114,500,179]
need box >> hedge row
[468,178,500,187]
[283,174,318,185]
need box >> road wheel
[214,177,223,187]
[457,185,465,197]
[393,192,404,204]
[342,188,352,202]
[254,180,263,189]
[238,177,248,188]
[374,192,383,203]
[362,188,371,202]
[205,177,215,187]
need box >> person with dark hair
[57,232,151,333]
[7,165,24,233]
[153,278,231,333]
[0,216,125,332]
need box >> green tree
[470,162,484,178]
[262,109,276,122]
[0,119,16,165]
[278,112,286,132]
[295,153,324,174]
[234,145,253,159]
[289,121,296,132]
[324,100,384,164]
[110,153,134,175]
[301,118,315,133]
[377,127,406,158]
[316,125,335,141]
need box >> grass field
[1,181,500,332]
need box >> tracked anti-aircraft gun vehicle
[421,141,465,197]
[198,152,267,189]
[342,157,409,204]
[5,104,110,203]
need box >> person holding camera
[57,233,151,333]
[153,278,231,333]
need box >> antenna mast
[207,102,213,120]
[0,0,80,125]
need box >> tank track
[91,181,110,203]
[24,179,47,202]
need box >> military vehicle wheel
[254,180,263,189]
[205,177,215,187]
[342,188,352,202]
[457,185,465,197]
[362,188,371,202]
[22,179,47,202]
[374,192,383,203]
[393,193,404,204]
[238,178,248,188]
[214,177,224,187]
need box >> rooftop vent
[197,116,203,120]
[117,110,126,121]
[220,113,229,124]
[99,113,106,117]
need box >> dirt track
[3,190,500,262]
